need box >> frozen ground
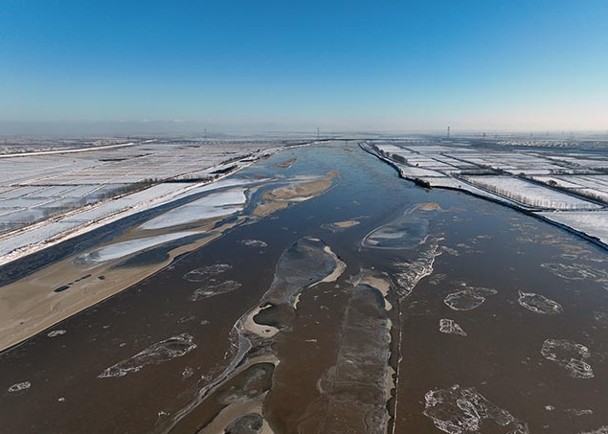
[0,138,283,265]
[140,188,248,230]
[539,211,608,245]
[368,139,608,247]
[462,176,600,210]
[77,231,198,263]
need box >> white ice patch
[140,188,247,230]
[541,262,595,280]
[8,381,31,392]
[98,333,196,378]
[76,232,197,263]
[423,384,528,434]
[47,329,67,338]
[565,408,593,416]
[191,281,241,301]
[541,339,594,379]
[239,239,268,248]
[444,287,497,311]
[394,238,441,297]
[517,291,562,314]
[580,427,608,434]
[183,264,232,282]
[439,319,467,336]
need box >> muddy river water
[1,142,608,434]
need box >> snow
[140,188,248,230]
[0,138,279,266]
[77,232,198,263]
[463,176,601,210]
[539,211,608,245]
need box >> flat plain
[1,135,607,434]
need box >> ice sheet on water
[8,381,31,393]
[423,384,529,434]
[517,291,563,314]
[541,339,594,379]
[439,319,467,336]
[240,239,268,248]
[191,280,241,301]
[444,287,497,311]
[98,333,196,378]
[393,237,441,297]
[363,204,435,249]
[541,263,595,280]
[47,329,67,337]
[580,427,608,434]
[565,408,593,416]
[183,264,232,282]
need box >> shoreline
[360,142,608,251]
[0,142,338,353]
[0,148,279,268]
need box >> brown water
[1,142,607,434]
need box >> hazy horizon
[1,1,607,134]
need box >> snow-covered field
[534,175,608,204]
[140,188,248,230]
[369,139,608,247]
[462,176,601,210]
[539,211,608,245]
[0,139,281,265]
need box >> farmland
[0,138,284,265]
[368,137,608,246]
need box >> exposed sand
[242,305,280,338]
[252,171,337,217]
[0,216,242,352]
[198,393,275,434]
[332,219,360,228]
[0,169,340,351]
[0,152,274,267]
[275,158,297,169]
[417,202,442,211]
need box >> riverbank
[360,142,608,250]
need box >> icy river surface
[1,142,608,434]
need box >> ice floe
[565,408,593,416]
[316,282,392,433]
[98,333,196,378]
[439,319,467,336]
[8,381,31,393]
[444,287,497,311]
[363,204,436,249]
[517,291,563,314]
[393,237,441,297]
[541,263,595,280]
[580,427,608,434]
[183,264,232,282]
[541,339,594,379]
[423,384,529,434]
[47,329,67,337]
[181,367,194,380]
[191,280,241,301]
[239,239,268,248]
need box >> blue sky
[1,0,607,133]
